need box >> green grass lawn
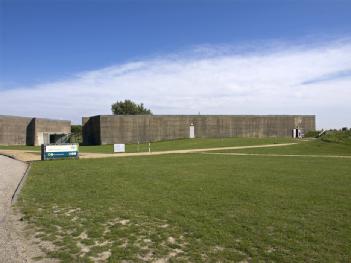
[0,137,295,153]
[80,137,295,153]
[213,139,351,156]
[18,145,351,262]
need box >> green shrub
[71,125,82,134]
[70,125,82,144]
[304,130,320,138]
[320,130,351,144]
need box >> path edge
[11,160,31,205]
[0,153,32,205]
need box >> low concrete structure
[0,115,71,146]
[82,115,316,145]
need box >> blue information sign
[41,144,79,160]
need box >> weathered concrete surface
[0,115,71,146]
[83,115,316,145]
[82,116,101,145]
[33,118,71,146]
[0,115,32,145]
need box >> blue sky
[0,0,351,128]
[2,0,350,87]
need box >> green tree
[111,99,152,115]
[71,125,82,135]
[70,125,82,143]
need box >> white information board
[114,144,125,153]
[45,144,79,153]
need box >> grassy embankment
[214,130,351,156]
[17,135,351,262]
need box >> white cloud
[1,39,351,128]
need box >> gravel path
[0,155,28,262]
[0,151,40,162]
[0,155,55,263]
[0,143,297,162]
[78,143,298,159]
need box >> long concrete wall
[0,115,71,146]
[82,115,316,145]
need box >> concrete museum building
[82,115,316,145]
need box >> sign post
[41,144,79,160]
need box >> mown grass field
[0,137,294,153]
[79,137,294,153]
[18,138,351,262]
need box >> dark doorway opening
[49,134,66,144]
